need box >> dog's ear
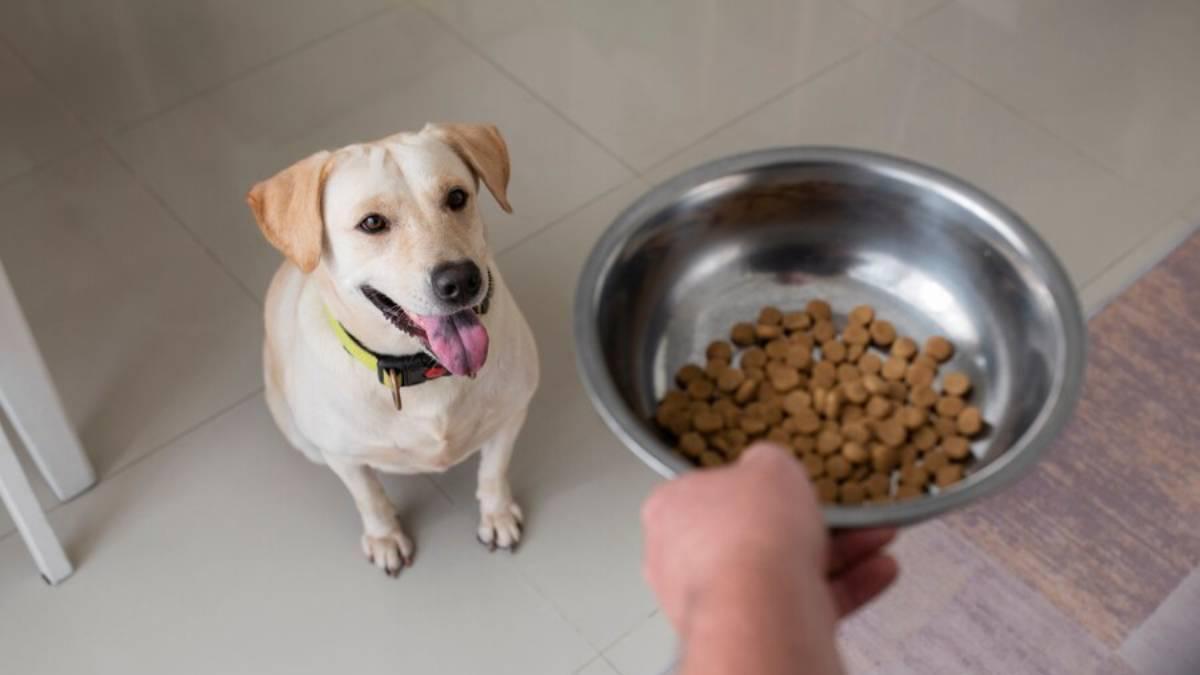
[245,151,332,273]
[426,123,512,214]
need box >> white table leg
[0,424,73,584]
[0,262,95,501]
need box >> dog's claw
[477,501,524,552]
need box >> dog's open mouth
[360,285,490,377]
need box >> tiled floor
[0,1,1197,674]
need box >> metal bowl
[574,147,1085,527]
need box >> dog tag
[384,369,403,411]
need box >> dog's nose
[431,260,483,306]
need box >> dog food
[657,300,990,504]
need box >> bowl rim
[573,146,1087,527]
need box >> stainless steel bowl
[574,147,1085,527]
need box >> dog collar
[323,274,494,410]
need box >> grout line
[636,39,879,179]
[414,4,640,177]
[108,4,400,137]
[0,386,265,546]
[599,608,663,655]
[1079,218,1199,318]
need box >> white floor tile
[604,611,677,675]
[424,0,878,170]
[843,0,945,30]
[432,183,666,649]
[0,147,263,499]
[0,396,598,675]
[0,0,393,132]
[901,0,1200,217]
[577,657,622,675]
[112,5,632,300]
[0,43,91,185]
[644,39,1172,289]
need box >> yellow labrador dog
[246,124,538,576]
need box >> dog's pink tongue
[411,310,489,377]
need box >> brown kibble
[792,434,815,454]
[913,425,938,451]
[869,320,896,347]
[817,430,844,455]
[717,367,746,393]
[846,343,865,362]
[858,353,883,375]
[866,396,894,420]
[935,464,965,487]
[843,380,869,404]
[900,405,927,430]
[896,484,923,500]
[744,366,765,382]
[871,443,898,473]
[842,404,865,422]
[806,299,833,321]
[836,363,862,384]
[793,407,822,434]
[891,336,918,360]
[901,464,929,487]
[849,305,875,325]
[699,450,724,467]
[943,371,971,397]
[843,421,871,444]
[935,396,965,418]
[943,435,971,461]
[758,306,783,326]
[912,354,939,372]
[705,358,728,381]
[957,406,983,436]
[887,382,908,401]
[812,360,838,389]
[923,449,949,474]
[826,455,851,480]
[933,415,958,440]
[842,323,870,345]
[839,482,866,505]
[679,432,706,458]
[765,339,789,361]
[909,385,938,408]
[815,477,839,503]
[693,410,724,434]
[666,415,691,437]
[866,473,891,499]
[877,418,907,448]
[731,323,756,347]
[863,373,888,395]
[782,390,813,416]
[802,454,825,479]
[881,356,907,381]
[661,390,689,408]
[756,323,783,341]
[842,441,868,464]
[766,427,790,446]
[687,378,715,401]
[734,378,759,404]
[822,340,847,363]
[742,347,767,369]
[739,415,767,435]
[899,444,919,468]
[823,389,843,420]
[785,345,812,369]
[763,401,784,426]
[783,311,812,331]
[706,341,733,362]
[676,363,705,387]
[770,366,801,393]
[924,336,954,362]
[789,331,815,351]
[813,319,836,343]
[726,428,748,449]
[905,363,936,388]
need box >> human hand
[641,443,898,674]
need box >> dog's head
[246,123,512,377]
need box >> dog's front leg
[475,409,527,551]
[324,454,414,576]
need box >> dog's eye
[446,188,469,212]
[357,214,389,234]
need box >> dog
[246,123,539,576]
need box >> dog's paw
[361,528,414,576]
[477,501,523,552]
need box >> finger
[828,528,897,575]
[830,553,899,617]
